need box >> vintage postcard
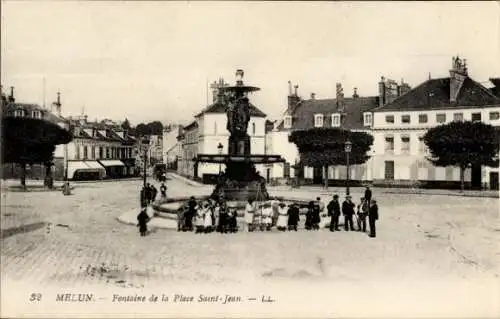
[1,1,499,318]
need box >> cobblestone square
[1,178,499,317]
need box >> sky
[2,1,499,126]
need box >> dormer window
[284,115,292,129]
[14,110,24,117]
[331,113,341,127]
[314,114,324,128]
[363,112,372,127]
[32,110,42,119]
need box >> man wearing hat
[327,194,341,231]
[342,195,355,231]
[368,199,379,238]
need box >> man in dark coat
[137,207,150,237]
[327,194,341,232]
[287,204,300,231]
[312,199,321,230]
[342,195,355,231]
[364,186,372,209]
[368,199,379,238]
[151,185,158,202]
[145,183,152,204]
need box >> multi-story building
[177,120,198,178]
[267,79,410,185]
[370,57,500,190]
[148,134,163,165]
[163,125,181,170]
[1,88,69,180]
[56,115,137,180]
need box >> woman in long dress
[244,198,256,232]
[276,202,288,231]
[195,203,205,234]
[204,202,213,233]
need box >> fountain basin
[152,196,311,220]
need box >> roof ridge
[467,77,500,102]
[374,78,434,111]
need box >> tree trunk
[460,166,465,193]
[20,163,26,190]
[323,165,328,190]
[44,162,53,189]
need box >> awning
[84,161,106,170]
[99,160,125,167]
[68,161,105,179]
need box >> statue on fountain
[211,70,269,201]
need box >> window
[363,113,372,126]
[471,112,481,122]
[331,114,341,127]
[384,161,395,180]
[83,146,88,159]
[401,114,411,124]
[32,111,42,119]
[284,116,292,128]
[14,110,23,117]
[453,112,463,122]
[401,136,410,154]
[99,147,103,159]
[75,145,80,160]
[385,115,394,123]
[489,111,500,120]
[314,114,324,127]
[106,148,110,159]
[252,122,256,135]
[436,113,446,123]
[418,114,428,123]
[384,136,394,153]
[418,136,426,154]
[91,146,96,159]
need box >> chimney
[449,56,468,103]
[378,76,385,107]
[310,93,316,100]
[353,87,359,98]
[336,83,345,111]
[294,85,299,96]
[8,86,15,103]
[288,81,292,96]
[287,83,300,112]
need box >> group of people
[137,183,379,238]
[140,182,168,206]
[178,197,239,234]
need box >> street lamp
[345,140,352,196]
[217,142,223,174]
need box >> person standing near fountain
[244,198,256,232]
[137,207,150,237]
[276,202,288,231]
[186,196,197,231]
[287,203,300,231]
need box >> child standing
[195,203,205,234]
[262,203,273,231]
[244,198,256,232]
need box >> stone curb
[166,172,204,187]
[116,209,178,230]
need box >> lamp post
[217,142,223,174]
[345,140,352,196]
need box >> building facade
[370,57,500,190]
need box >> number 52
[29,293,42,302]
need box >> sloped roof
[291,96,378,130]
[3,102,67,125]
[374,77,500,112]
[195,102,266,118]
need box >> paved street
[1,178,499,317]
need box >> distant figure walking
[287,204,300,231]
[342,195,355,231]
[368,199,379,238]
[327,194,341,232]
[312,198,321,230]
[160,183,167,199]
[137,207,150,237]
